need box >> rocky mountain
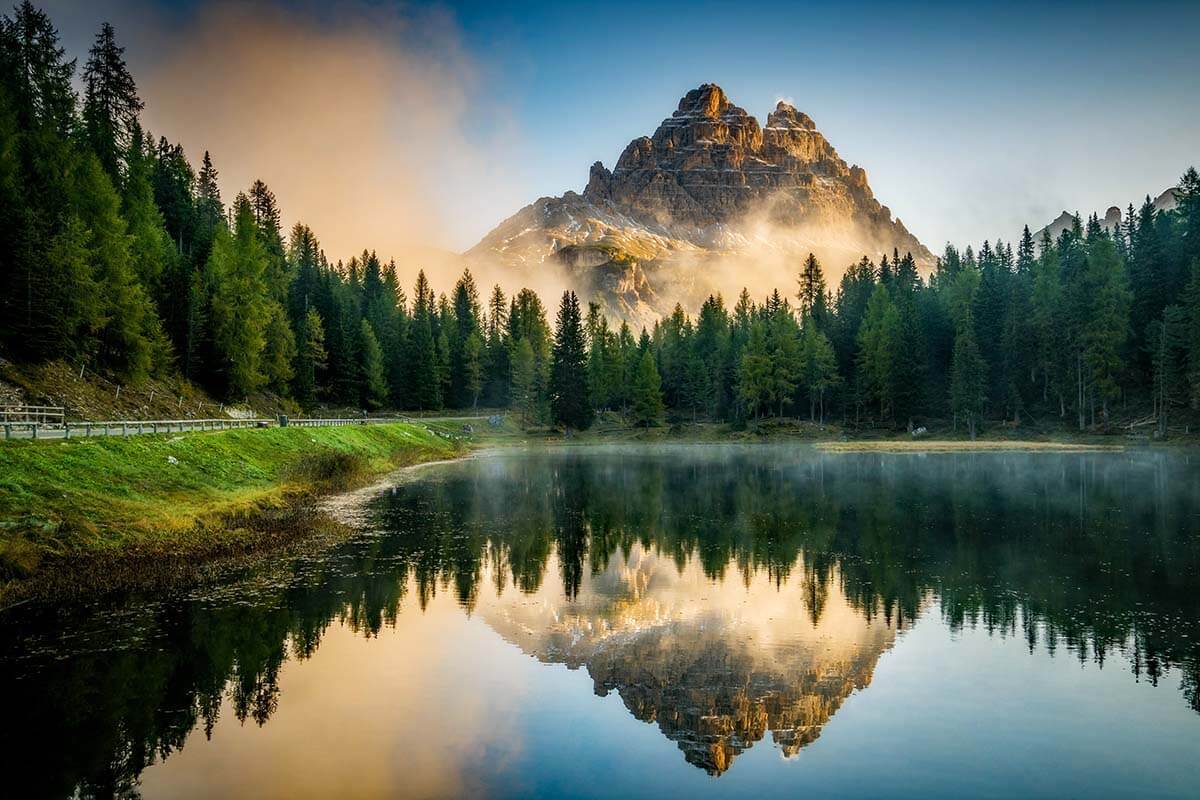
[469,84,933,324]
[1033,186,1178,243]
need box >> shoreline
[0,430,1171,607]
[0,423,464,606]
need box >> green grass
[0,423,458,581]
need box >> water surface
[3,445,1200,798]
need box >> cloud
[64,0,526,272]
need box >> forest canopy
[2,3,1199,436]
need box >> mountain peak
[471,84,933,325]
[766,100,816,131]
[675,83,732,118]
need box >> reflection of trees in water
[2,449,1198,795]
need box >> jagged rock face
[469,83,934,325]
[583,84,894,237]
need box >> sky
[42,0,1200,264]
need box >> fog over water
[2,445,1199,798]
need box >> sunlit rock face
[470,83,933,325]
[481,543,900,775]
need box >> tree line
[1,4,1198,435]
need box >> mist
[50,0,530,292]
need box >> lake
[3,445,1200,798]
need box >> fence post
[32,424,38,440]
[5,423,11,440]
[122,423,128,437]
[64,424,70,440]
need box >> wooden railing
[0,415,430,440]
[0,405,65,425]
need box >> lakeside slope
[0,423,460,593]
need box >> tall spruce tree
[550,291,592,430]
[207,194,270,397]
[631,349,664,426]
[950,319,986,439]
[81,21,141,182]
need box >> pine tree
[81,22,141,182]
[1186,258,1200,409]
[550,291,592,430]
[856,282,898,422]
[1031,231,1064,407]
[207,194,270,396]
[950,319,986,439]
[510,338,537,425]
[768,301,802,417]
[449,269,481,407]
[1078,235,1130,426]
[1147,305,1188,436]
[484,284,509,406]
[694,295,730,418]
[630,349,664,426]
[294,307,327,408]
[800,323,839,423]
[463,331,484,408]
[360,319,388,410]
[737,318,772,419]
[586,304,614,411]
[2,2,77,136]
[74,151,162,379]
[797,252,829,328]
[404,270,440,410]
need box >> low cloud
[59,0,527,282]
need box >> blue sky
[46,0,1200,256]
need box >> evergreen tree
[449,268,481,407]
[768,300,802,417]
[950,319,986,439]
[549,291,592,430]
[294,307,326,408]
[81,21,141,182]
[1077,234,1130,426]
[404,270,440,410]
[737,318,772,419]
[797,252,829,328]
[484,284,509,406]
[207,194,270,396]
[510,337,537,426]
[856,282,898,422]
[800,323,839,423]
[630,349,664,426]
[463,331,484,408]
[359,319,387,410]
[1147,305,1188,436]
[74,151,163,379]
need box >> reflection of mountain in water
[3,447,1199,795]
[483,546,898,773]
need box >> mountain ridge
[469,83,934,323]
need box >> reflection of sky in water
[7,446,1200,798]
[140,561,1200,799]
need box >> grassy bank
[0,423,459,589]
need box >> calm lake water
[3,445,1200,799]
